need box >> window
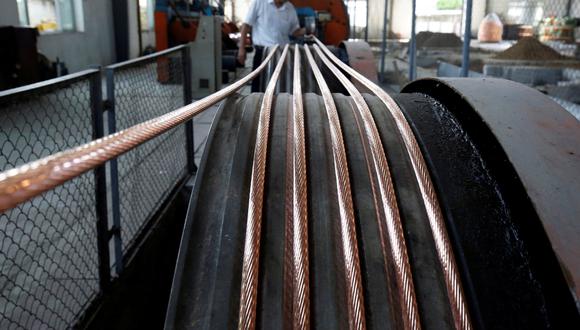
[17,0,83,33]
[436,0,463,11]
[416,0,463,34]
[139,0,155,31]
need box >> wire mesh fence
[106,47,191,253]
[374,0,580,87]
[0,71,101,329]
[0,45,194,328]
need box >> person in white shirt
[237,0,306,91]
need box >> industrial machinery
[152,0,351,95]
[164,44,580,328]
[1,40,578,329]
[154,0,241,95]
[154,0,227,52]
[292,0,350,45]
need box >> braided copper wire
[304,45,366,330]
[238,44,289,330]
[290,44,310,329]
[284,92,295,329]
[0,46,280,214]
[313,38,472,330]
[312,44,421,330]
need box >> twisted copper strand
[0,46,280,214]
[313,44,421,330]
[291,44,310,330]
[313,38,471,330]
[238,44,289,330]
[304,45,366,330]
[284,91,295,329]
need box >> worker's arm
[289,8,306,38]
[238,23,251,65]
[292,27,307,37]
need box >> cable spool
[164,45,580,329]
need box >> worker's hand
[237,49,247,66]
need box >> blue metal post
[90,69,112,291]
[105,68,124,275]
[379,0,388,82]
[461,0,473,77]
[365,0,369,41]
[182,46,197,174]
[409,0,417,80]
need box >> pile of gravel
[416,31,463,48]
[494,37,567,61]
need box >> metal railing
[0,45,194,328]
[104,46,194,271]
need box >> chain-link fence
[0,45,195,328]
[0,70,102,329]
[105,47,193,255]
[372,0,580,88]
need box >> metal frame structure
[378,0,475,81]
[0,45,195,328]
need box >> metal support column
[105,68,124,275]
[409,0,417,80]
[364,0,369,41]
[90,69,111,291]
[461,0,473,77]
[379,0,388,82]
[182,45,197,174]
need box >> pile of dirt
[494,37,567,61]
[416,31,463,48]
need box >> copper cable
[290,44,310,329]
[284,92,294,329]
[304,45,366,330]
[238,44,289,330]
[313,37,472,330]
[312,44,421,330]
[0,46,280,214]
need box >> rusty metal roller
[165,46,580,329]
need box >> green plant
[436,0,463,10]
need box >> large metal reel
[165,79,579,329]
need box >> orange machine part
[290,0,349,45]
[155,12,169,52]
[155,12,199,83]
[155,12,170,82]
[170,19,199,44]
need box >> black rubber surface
[395,91,579,329]
[165,90,579,329]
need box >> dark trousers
[251,46,264,92]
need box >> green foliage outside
[436,0,463,10]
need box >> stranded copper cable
[304,45,366,330]
[0,46,280,213]
[284,91,295,329]
[238,44,289,330]
[313,37,472,330]
[312,44,421,330]
[290,44,310,330]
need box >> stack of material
[416,31,462,48]
[493,37,567,61]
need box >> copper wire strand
[0,46,280,214]
[291,44,310,330]
[0,37,469,330]
[238,44,289,330]
[313,37,472,330]
[284,92,295,329]
[312,44,421,330]
[304,45,366,330]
